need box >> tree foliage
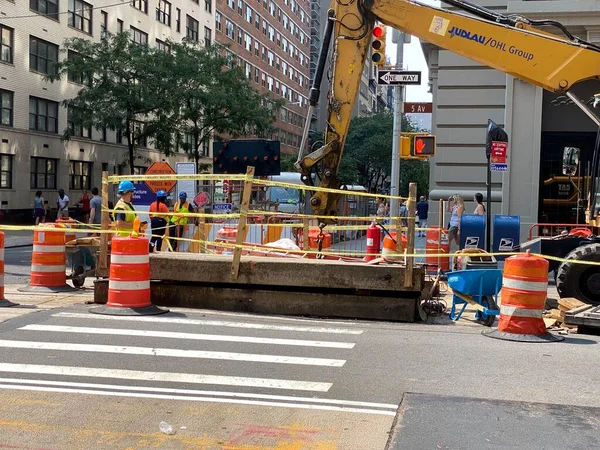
[340,112,429,196]
[163,40,283,172]
[48,33,281,174]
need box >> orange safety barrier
[19,225,74,293]
[484,250,564,342]
[528,223,594,240]
[91,234,168,316]
[425,226,450,271]
[0,232,17,307]
[381,232,407,262]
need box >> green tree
[342,112,429,196]
[47,32,175,174]
[163,41,282,172]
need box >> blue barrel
[459,214,485,250]
[493,215,520,260]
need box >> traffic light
[371,25,386,67]
[412,135,436,157]
[400,136,411,158]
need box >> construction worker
[169,191,195,252]
[149,190,170,251]
[112,180,139,237]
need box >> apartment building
[214,0,311,155]
[0,0,214,217]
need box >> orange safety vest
[149,201,169,220]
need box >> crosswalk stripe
[53,312,364,335]
[0,383,396,416]
[0,378,398,410]
[0,363,331,392]
[20,325,356,349]
[0,340,346,367]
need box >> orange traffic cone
[91,220,167,316]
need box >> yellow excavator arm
[298,0,600,221]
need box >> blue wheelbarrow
[447,269,502,326]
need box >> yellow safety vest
[172,201,190,226]
[112,199,136,236]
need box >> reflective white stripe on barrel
[33,245,66,253]
[31,265,65,273]
[0,248,4,260]
[110,254,149,264]
[109,281,150,291]
[502,277,547,292]
[500,305,543,318]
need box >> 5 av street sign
[377,70,421,85]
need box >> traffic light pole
[389,32,404,219]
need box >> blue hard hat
[157,190,167,198]
[118,180,135,194]
[179,191,187,198]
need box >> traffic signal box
[399,133,436,160]
[371,25,386,67]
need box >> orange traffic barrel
[484,250,563,342]
[91,234,167,316]
[0,231,17,307]
[425,226,450,271]
[19,225,74,293]
[382,232,407,262]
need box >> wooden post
[404,183,417,288]
[198,212,206,254]
[438,199,444,269]
[231,166,255,279]
[303,217,309,251]
[98,171,110,273]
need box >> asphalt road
[0,306,598,449]
[4,246,33,285]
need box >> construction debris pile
[543,297,588,335]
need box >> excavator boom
[300,0,600,221]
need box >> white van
[266,172,311,214]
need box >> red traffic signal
[371,25,386,66]
[373,26,384,38]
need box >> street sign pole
[390,33,405,219]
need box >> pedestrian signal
[400,136,411,158]
[371,25,386,67]
[412,135,436,157]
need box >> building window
[202,139,209,156]
[67,51,91,85]
[254,41,259,56]
[0,90,13,127]
[0,26,13,64]
[254,67,259,83]
[268,25,274,41]
[131,0,148,14]
[176,8,181,32]
[225,20,234,39]
[100,11,108,39]
[268,51,273,66]
[117,19,123,33]
[29,37,58,75]
[156,0,171,26]
[68,0,92,34]
[269,0,275,15]
[132,122,147,147]
[30,0,59,20]
[186,15,199,41]
[70,160,92,190]
[0,154,12,189]
[205,0,212,13]
[130,26,148,44]
[244,33,251,51]
[237,29,242,46]
[237,0,242,14]
[156,39,170,52]
[68,107,92,138]
[227,0,234,9]
[245,6,252,23]
[204,27,212,47]
[216,12,221,31]
[29,97,58,133]
[30,157,57,190]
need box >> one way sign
[377,70,421,85]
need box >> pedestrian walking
[78,190,91,223]
[56,189,69,218]
[149,190,170,252]
[447,195,465,248]
[33,191,46,225]
[88,187,102,235]
[416,196,429,237]
[474,192,486,215]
